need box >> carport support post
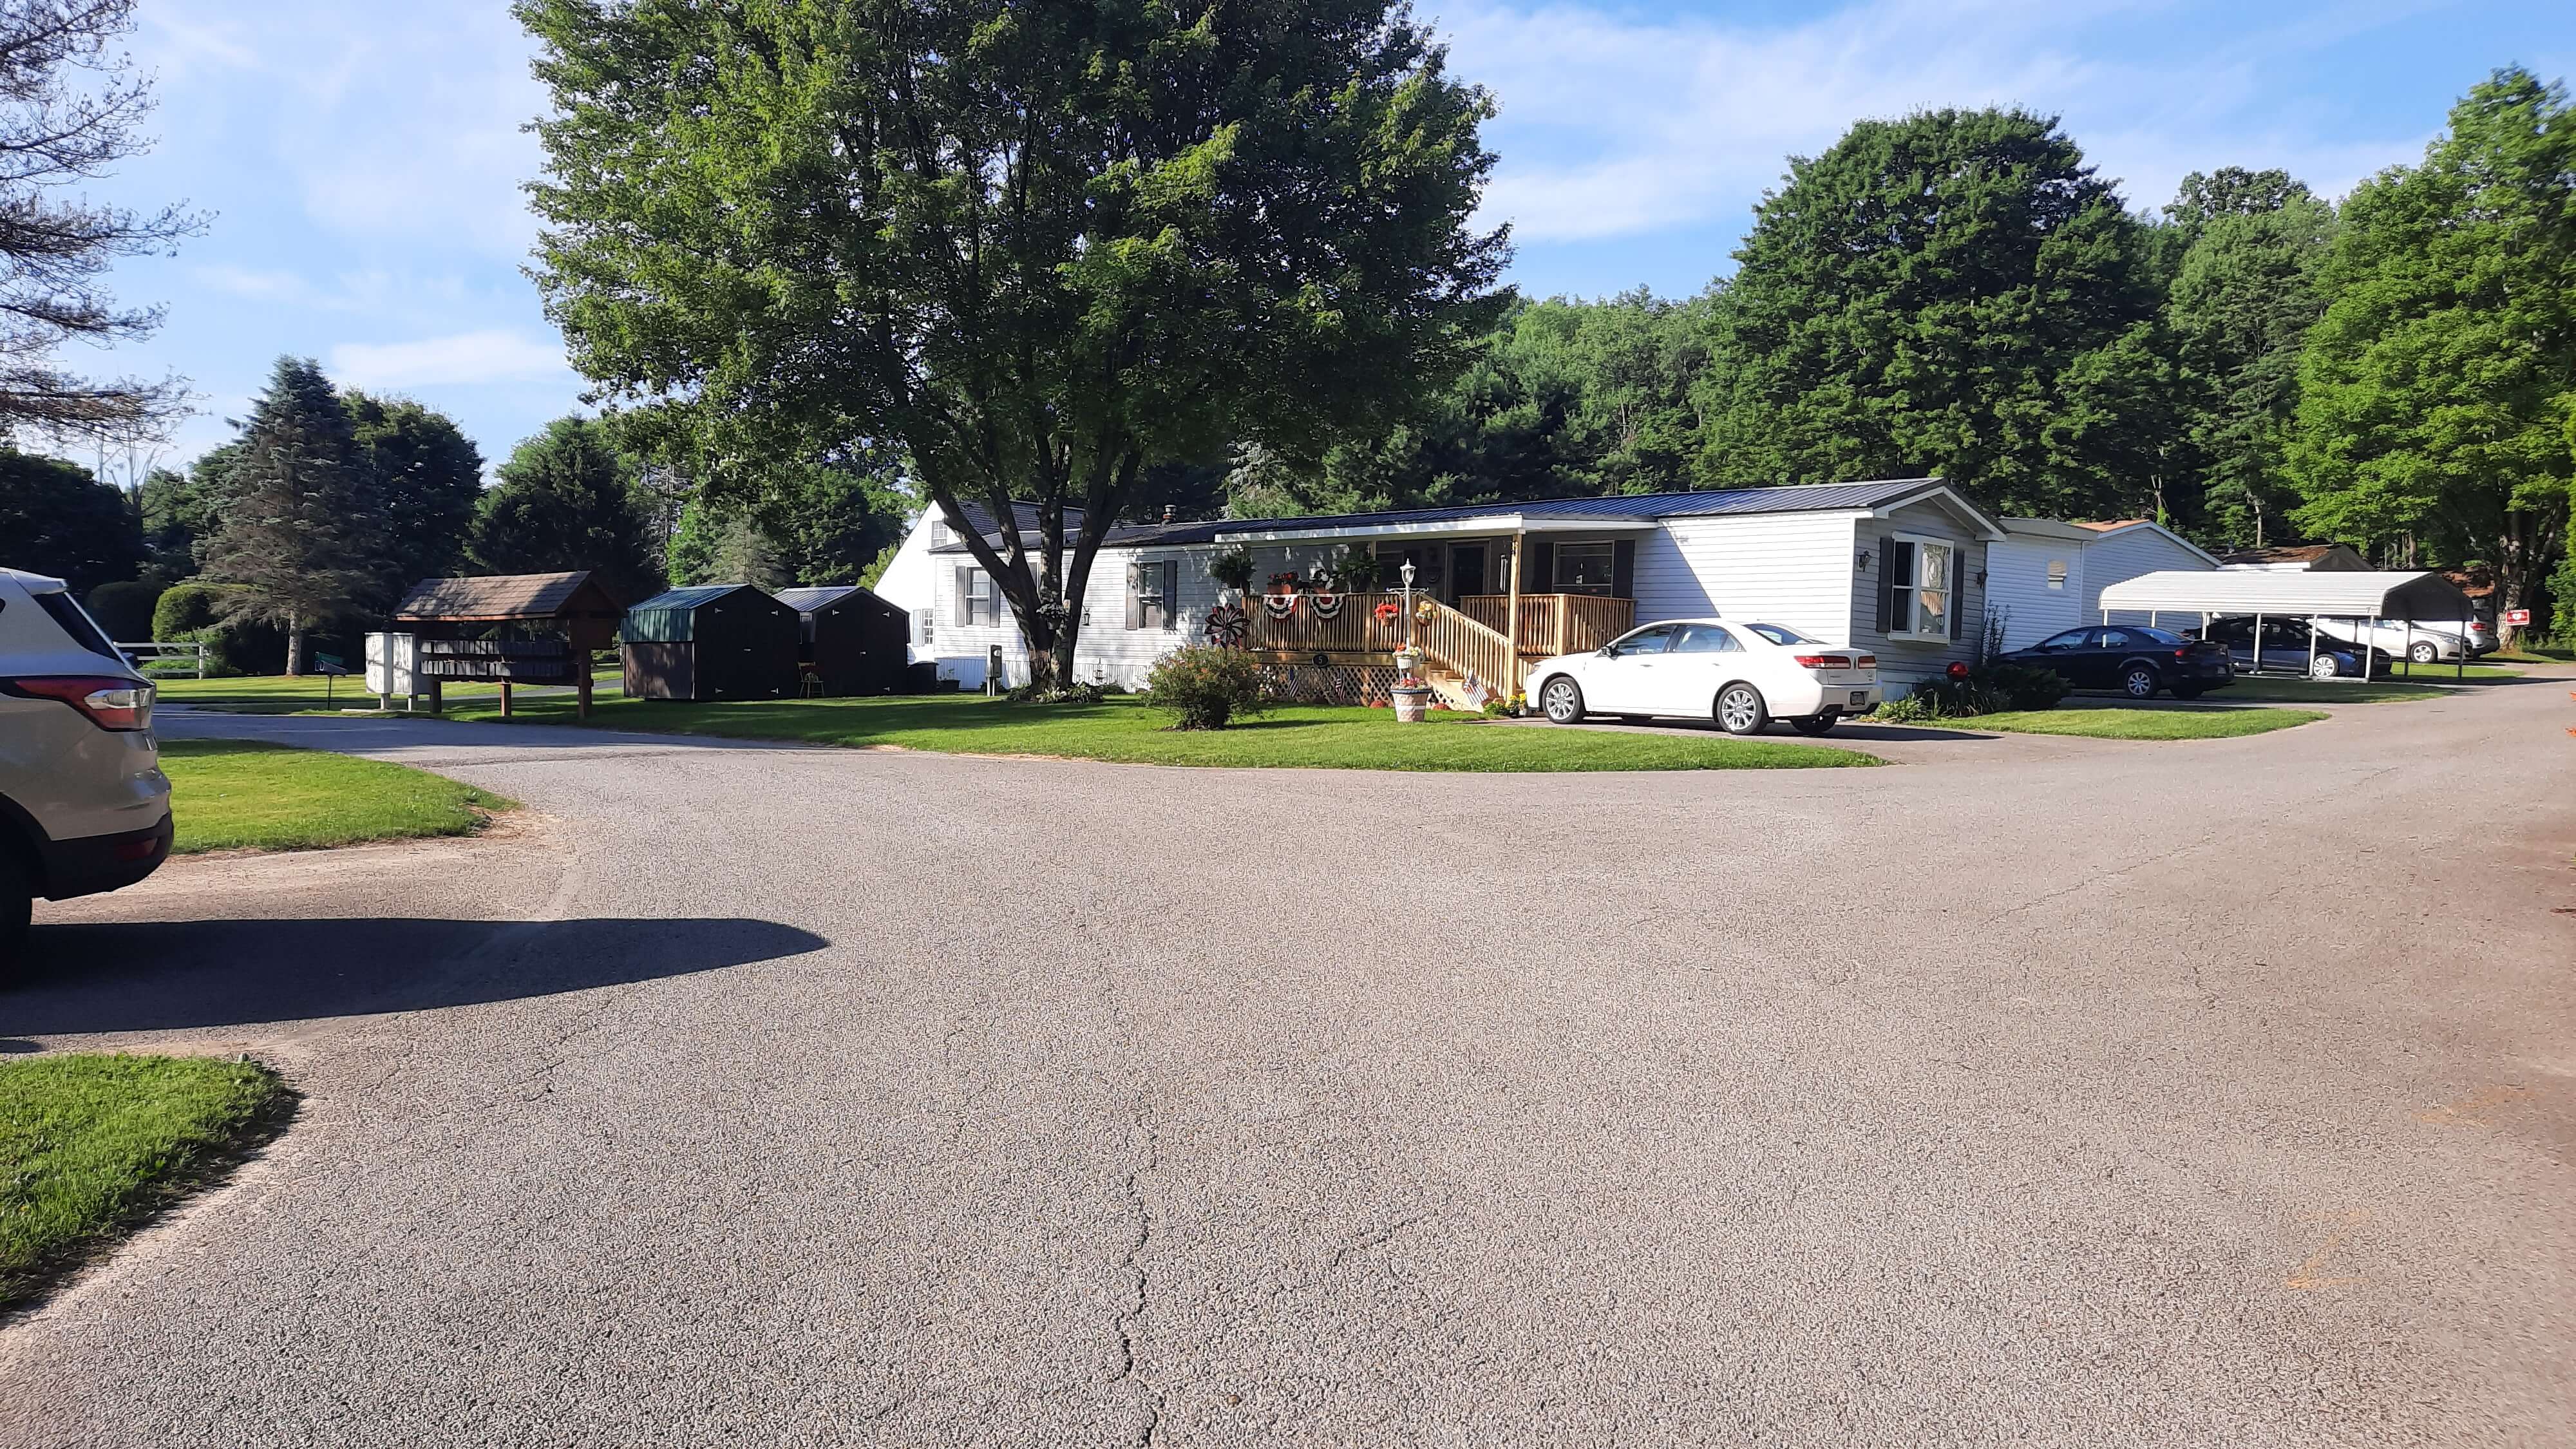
[2253,612,2264,673]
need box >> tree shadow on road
[6,916,829,1035]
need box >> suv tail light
[5,676,155,730]
[1794,654,1852,670]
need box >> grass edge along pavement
[160,740,516,854]
[1,1054,296,1310]
[1952,706,2331,740]
[437,692,1882,771]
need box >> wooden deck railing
[1242,589,1522,695]
[1459,593,1635,658]
[1245,590,1409,656]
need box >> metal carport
[2096,569,2479,680]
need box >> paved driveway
[6,678,2575,1447]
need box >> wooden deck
[1459,594,1634,659]
[1242,589,1620,706]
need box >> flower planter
[1390,685,1432,723]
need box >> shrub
[151,582,234,640]
[84,580,163,643]
[1005,680,1108,706]
[1875,661,2067,721]
[1143,645,1270,730]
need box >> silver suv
[1,567,172,967]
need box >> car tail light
[2173,648,2193,660]
[4,676,155,730]
[1794,654,1852,670]
[1853,654,1875,669]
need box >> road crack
[1112,1104,1162,1446]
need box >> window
[2046,558,2068,591]
[1883,535,1956,642]
[928,520,950,547]
[1555,540,1616,596]
[2034,629,2090,652]
[2097,629,2131,649]
[1743,623,1819,646]
[916,609,934,647]
[1611,624,1676,654]
[1669,623,1742,654]
[32,590,124,662]
[957,567,1004,627]
[1130,559,1178,631]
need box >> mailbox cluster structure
[384,571,628,719]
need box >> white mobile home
[1986,518,2220,650]
[919,478,2008,704]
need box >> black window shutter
[1949,546,1967,639]
[1875,537,1895,632]
[1611,539,1636,600]
[1163,562,1179,631]
[1528,538,1557,592]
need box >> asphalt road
[5,676,2575,1447]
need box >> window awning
[2096,569,2476,621]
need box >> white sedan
[1526,619,1880,735]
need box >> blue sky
[70,0,2576,480]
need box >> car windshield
[1743,623,1817,646]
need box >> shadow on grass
[10,916,829,1034]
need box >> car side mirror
[1596,645,1618,658]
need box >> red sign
[2504,609,2532,627]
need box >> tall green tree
[2164,181,2336,546]
[466,417,659,602]
[1694,108,2157,516]
[0,0,201,440]
[518,0,1507,689]
[2288,69,2576,645]
[0,448,140,592]
[346,393,486,589]
[196,358,387,674]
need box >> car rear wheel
[1788,712,1837,736]
[1539,676,1586,724]
[2408,640,2440,663]
[1716,683,1769,735]
[2309,654,2342,679]
[0,848,30,976]
[2121,664,2161,699]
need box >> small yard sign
[2503,609,2531,627]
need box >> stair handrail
[1412,596,1520,700]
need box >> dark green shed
[621,585,800,701]
[776,585,913,696]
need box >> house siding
[2082,528,2215,628]
[1634,512,1859,645]
[868,511,943,664]
[1850,500,1988,694]
[1987,535,2086,650]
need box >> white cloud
[1441,0,2434,244]
[328,330,570,390]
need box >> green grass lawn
[2,1054,294,1307]
[155,670,620,715]
[161,740,515,853]
[1958,706,2329,739]
[444,692,1879,771]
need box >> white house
[916,478,2013,702]
[1985,518,2221,650]
[870,502,1086,677]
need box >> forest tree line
[6,62,2573,658]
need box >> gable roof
[931,478,2001,552]
[394,571,615,621]
[2000,516,2222,567]
[774,585,858,612]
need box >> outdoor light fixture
[1855,549,1871,571]
[1399,560,1417,589]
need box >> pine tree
[466,417,659,601]
[347,392,486,590]
[196,357,386,675]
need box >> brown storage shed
[621,585,800,701]
[776,585,913,696]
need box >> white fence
[116,641,209,679]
